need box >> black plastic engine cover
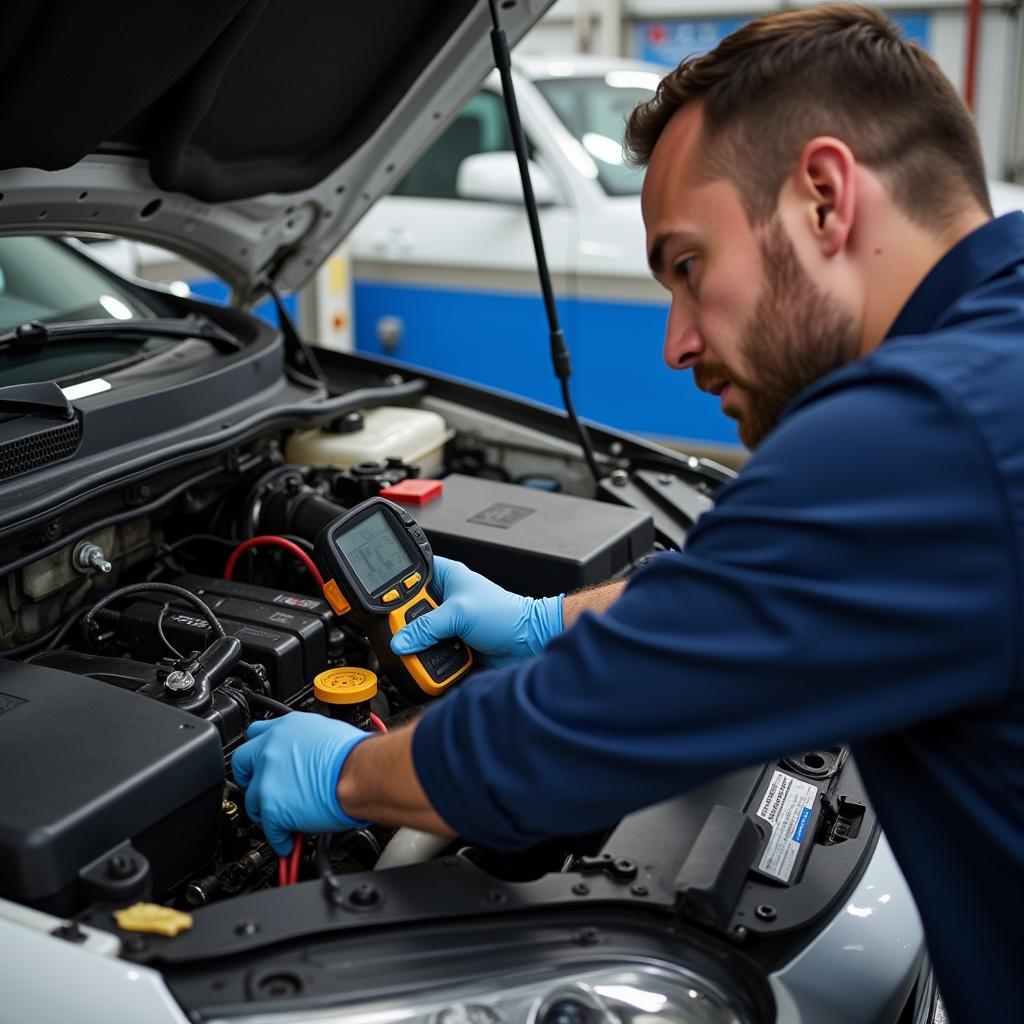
[413,474,656,597]
[0,660,223,910]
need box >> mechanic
[232,5,1024,1019]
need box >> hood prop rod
[267,282,328,391]
[487,0,603,486]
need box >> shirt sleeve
[412,370,1020,848]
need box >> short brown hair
[625,4,991,227]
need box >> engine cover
[0,660,223,912]
[413,474,656,597]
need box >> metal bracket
[575,853,639,882]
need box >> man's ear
[792,136,856,258]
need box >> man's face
[641,105,860,448]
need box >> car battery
[117,576,333,701]
[411,474,656,597]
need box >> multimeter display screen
[336,511,415,593]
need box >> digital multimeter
[314,497,473,701]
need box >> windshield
[0,236,166,384]
[534,70,661,197]
[0,237,151,330]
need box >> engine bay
[0,403,676,916]
[0,393,877,1018]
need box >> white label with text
[755,770,818,883]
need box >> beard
[699,218,861,449]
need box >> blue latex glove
[231,712,372,855]
[390,556,563,669]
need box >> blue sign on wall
[634,10,930,66]
[634,17,747,66]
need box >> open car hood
[0,0,550,303]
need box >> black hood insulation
[0,0,475,202]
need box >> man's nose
[663,306,705,371]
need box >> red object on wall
[964,0,981,112]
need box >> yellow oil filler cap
[314,667,378,705]
[114,903,193,937]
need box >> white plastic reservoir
[285,406,448,475]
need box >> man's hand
[390,556,563,668]
[231,713,372,855]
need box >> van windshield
[534,70,661,197]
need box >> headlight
[207,962,749,1024]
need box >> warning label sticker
[755,770,818,883]
[273,594,321,611]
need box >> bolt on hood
[0,0,552,303]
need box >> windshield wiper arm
[0,314,242,354]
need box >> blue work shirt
[414,213,1024,1022]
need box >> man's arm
[234,373,1014,854]
[562,581,626,627]
[407,375,1017,849]
[336,722,454,836]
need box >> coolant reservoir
[285,406,448,475]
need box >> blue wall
[187,275,740,445]
[354,279,737,445]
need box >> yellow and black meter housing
[314,497,473,702]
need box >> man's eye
[674,256,695,281]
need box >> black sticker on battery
[467,503,534,529]
[0,691,26,717]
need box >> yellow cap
[114,903,193,937]
[314,667,378,705]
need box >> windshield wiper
[0,314,242,354]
